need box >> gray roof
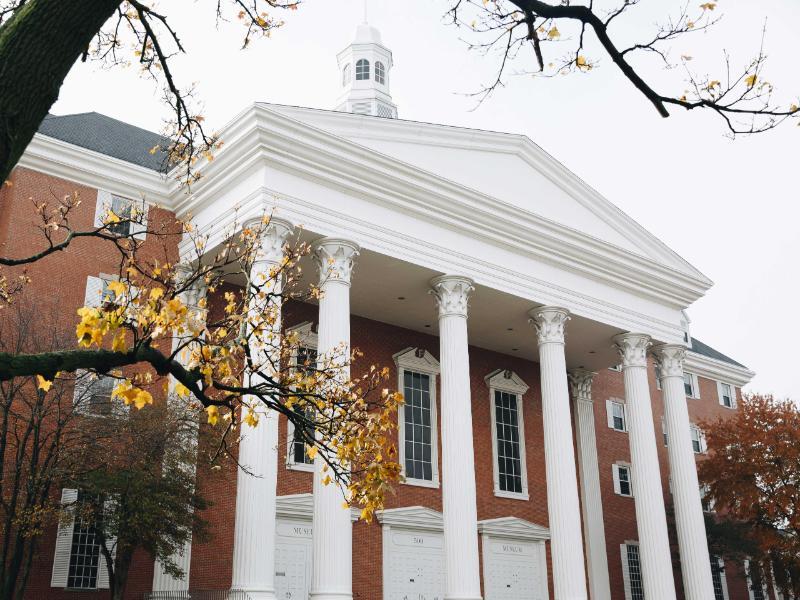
[690,338,746,368]
[37,112,169,172]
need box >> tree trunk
[0,0,122,184]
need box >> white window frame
[745,559,769,600]
[342,63,351,86]
[72,370,126,417]
[690,424,707,454]
[711,555,730,600]
[51,488,115,590]
[394,347,440,488]
[701,485,717,513]
[355,58,370,80]
[375,61,386,84]
[684,371,700,399]
[285,322,318,472]
[620,541,644,600]
[485,369,530,500]
[717,381,737,409]
[606,399,627,432]
[93,190,148,240]
[613,462,634,497]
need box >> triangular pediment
[264,103,708,281]
[377,505,443,531]
[477,516,550,541]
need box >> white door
[275,519,313,600]
[385,529,445,600]
[484,539,546,600]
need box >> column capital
[314,237,360,286]
[613,332,652,368]
[568,369,595,404]
[529,306,570,345]
[430,275,474,319]
[174,263,207,311]
[651,343,687,379]
[247,217,295,265]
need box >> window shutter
[620,544,633,600]
[606,399,616,429]
[51,488,77,588]
[94,190,112,228]
[84,275,104,308]
[700,429,708,453]
[731,386,738,409]
[718,558,730,600]
[692,374,701,399]
[96,498,117,589]
[612,465,621,495]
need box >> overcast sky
[50,0,799,398]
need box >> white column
[652,344,715,600]
[568,370,611,600]
[310,238,360,600]
[152,267,207,592]
[614,333,677,600]
[529,307,587,600]
[231,218,294,600]
[430,275,482,600]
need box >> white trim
[613,462,633,497]
[285,322,318,472]
[690,424,706,454]
[376,505,443,531]
[394,348,440,488]
[620,541,642,600]
[606,398,627,432]
[685,351,755,388]
[713,556,730,600]
[276,493,359,522]
[717,381,738,409]
[684,371,701,399]
[486,370,530,500]
[94,189,148,240]
[51,488,77,588]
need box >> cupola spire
[334,10,397,118]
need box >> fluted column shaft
[231,218,294,599]
[530,307,587,600]
[431,275,482,600]
[310,238,359,600]
[152,268,207,592]
[569,370,611,600]
[653,344,714,600]
[614,333,676,600]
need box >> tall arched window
[355,59,370,80]
[375,61,385,84]
[342,64,351,86]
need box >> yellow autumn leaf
[306,445,319,460]
[745,74,757,88]
[36,375,53,392]
[175,382,191,398]
[133,389,153,410]
[149,287,165,301]
[206,405,219,426]
[243,409,259,428]
[322,475,332,486]
[106,280,127,298]
[699,2,716,10]
[547,26,560,40]
[112,332,127,352]
[790,104,798,113]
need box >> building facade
[1,21,764,600]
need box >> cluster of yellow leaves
[112,380,154,410]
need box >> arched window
[375,61,385,84]
[342,64,351,86]
[355,59,370,80]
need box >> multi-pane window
[625,544,645,600]
[67,496,101,589]
[403,370,433,481]
[290,346,317,467]
[711,557,726,600]
[494,390,523,494]
[107,195,133,236]
[611,401,626,432]
[684,372,697,398]
[74,372,117,417]
[691,425,703,454]
[720,383,735,408]
[375,61,385,84]
[614,464,633,497]
[355,59,370,80]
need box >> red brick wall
[2,167,752,599]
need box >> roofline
[684,350,755,388]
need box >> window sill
[494,490,529,501]
[401,477,439,489]
[615,493,634,499]
[286,461,315,473]
[611,427,628,434]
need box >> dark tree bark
[0,0,121,183]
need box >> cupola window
[355,59,370,80]
[375,61,385,84]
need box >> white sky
[50,0,799,398]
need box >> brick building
[1,20,764,600]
